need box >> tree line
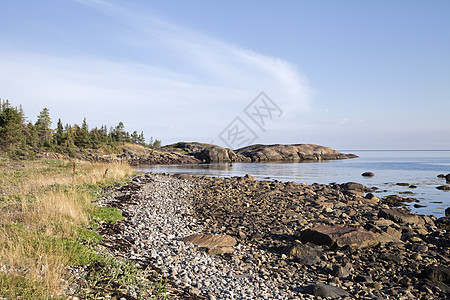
[0,99,161,152]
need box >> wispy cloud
[0,0,310,144]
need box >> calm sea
[134,150,450,217]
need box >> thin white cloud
[0,0,311,145]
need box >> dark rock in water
[302,283,350,298]
[437,174,445,178]
[409,185,417,188]
[436,185,450,191]
[446,173,450,183]
[420,266,450,284]
[396,183,410,186]
[300,225,379,249]
[414,204,427,208]
[378,208,425,225]
[362,172,375,177]
[446,207,450,217]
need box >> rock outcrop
[235,143,356,162]
[163,142,357,164]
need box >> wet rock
[300,225,379,249]
[378,208,425,225]
[446,207,450,217]
[396,183,410,186]
[436,185,450,191]
[302,283,350,298]
[362,172,375,177]
[437,174,445,178]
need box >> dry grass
[0,158,133,298]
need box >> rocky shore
[94,173,449,299]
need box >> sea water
[134,150,450,217]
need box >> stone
[436,185,450,191]
[437,174,445,178]
[181,234,236,255]
[446,173,450,183]
[396,183,410,186]
[446,207,450,217]
[302,283,350,298]
[378,208,425,225]
[243,174,256,181]
[332,265,351,278]
[300,225,379,249]
[362,172,375,177]
[420,266,450,284]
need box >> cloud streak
[0,0,310,145]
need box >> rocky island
[109,142,357,165]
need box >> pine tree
[25,122,39,147]
[54,118,64,146]
[0,106,25,149]
[35,107,52,146]
[131,131,139,144]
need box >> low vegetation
[0,158,166,299]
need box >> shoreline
[95,172,450,299]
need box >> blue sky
[1,0,449,149]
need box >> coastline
[93,172,450,299]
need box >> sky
[1,0,449,150]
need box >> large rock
[378,208,425,226]
[235,144,357,162]
[446,173,450,183]
[302,283,350,298]
[300,225,379,249]
[181,234,236,255]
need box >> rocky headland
[114,142,357,165]
[92,173,450,299]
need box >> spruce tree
[0,106,25,149]
[35,107,52,146]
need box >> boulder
[300,225,379,249]
[362,171,375,177]
[446,207,450,217]
[378,208,425,226]
[302,283,350,298]
[446,173,450,183]
[181,234,236,255]
[436,185,450,191]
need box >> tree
[114,122,125,143]
[131,131,139,144]
[35,107,52,146]
[25,122,39,147]
[54,118,65,146]
[0,106,25,149]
